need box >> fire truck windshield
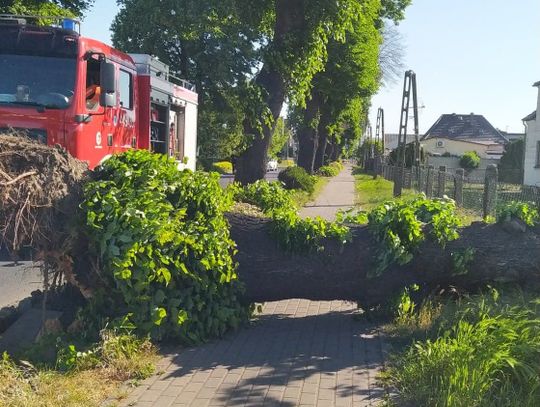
[0,54,76,110]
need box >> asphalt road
[0,253,42,309]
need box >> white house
[523,81,540,186]
[420,114,508,159]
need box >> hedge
[278,166,316,193]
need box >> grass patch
[0,331,158,407]
[1,366,119,407]
[290,176,329,208]
[354,172,417,210]
[354,171,483,225]
[278,159,295,168]
[456,207,482,226]
[382,287,540,407]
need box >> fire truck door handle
[75,114,93,123]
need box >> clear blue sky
[79,0,118,45]
[371,0,540,134]
[83,0,539,133]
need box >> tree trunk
[297,127,318,174]
[329,142,340,161]
[228,213,540,308]
[313,111,330,171]
[235,0,304,184]
[235,69,285,184]
[296,90,322,174]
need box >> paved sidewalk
[119,300,386,407]
[300,165,356,220]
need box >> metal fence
[373,160,540,218]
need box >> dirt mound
[0,132,88,254]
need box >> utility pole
[394,70,420,197]
[362,122,368,168]
[368,124,373,159]
[375,107,385,155]
[285,121,289,161]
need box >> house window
[119,70,133,110]
[536,141,540,167]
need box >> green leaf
[177,310,188,325]
[152,307,167,326]
[115,268,132,280]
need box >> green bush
[211,161,233,174]
[318,165,340,177]
[229,180,297,215]
[81,150,250,343]
[388,143,426,167]
[278,166,316,193]
[459,151,481,170]
[496,201,539,226]
[367,196,460,276]
[233,180,350,252]
[329,161,344,171]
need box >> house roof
[499,130,525,139]
[384,133,422,139]
[523,111,536,122]
[421,114,508,144]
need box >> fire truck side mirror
[99,61,116,108]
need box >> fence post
[373,156,382,179]
[404,168,412,189]
[483,164,498,219]
[437,166,447,197]
[426,165,434,198]
[393,166,404,197]
[454,168,464,206]
[418,166,425,193]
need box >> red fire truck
[0,15,198,170]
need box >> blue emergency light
[62,18,77,31]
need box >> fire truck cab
[0,15,198,170]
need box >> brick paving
[118,299,387,407]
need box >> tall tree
[0,0,93,16]
[294,0,381,173]
[499,139,524,183]
[112,0,265,167]
[234,0,379,183]
[111,0,410,181]
[379,21,405,86]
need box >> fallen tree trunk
[228,213,540,307]
[2,135,539,309]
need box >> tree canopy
[293,0,408,172]
[499,139,524,183]
[0,0,93,16]
[111,0,411,178]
